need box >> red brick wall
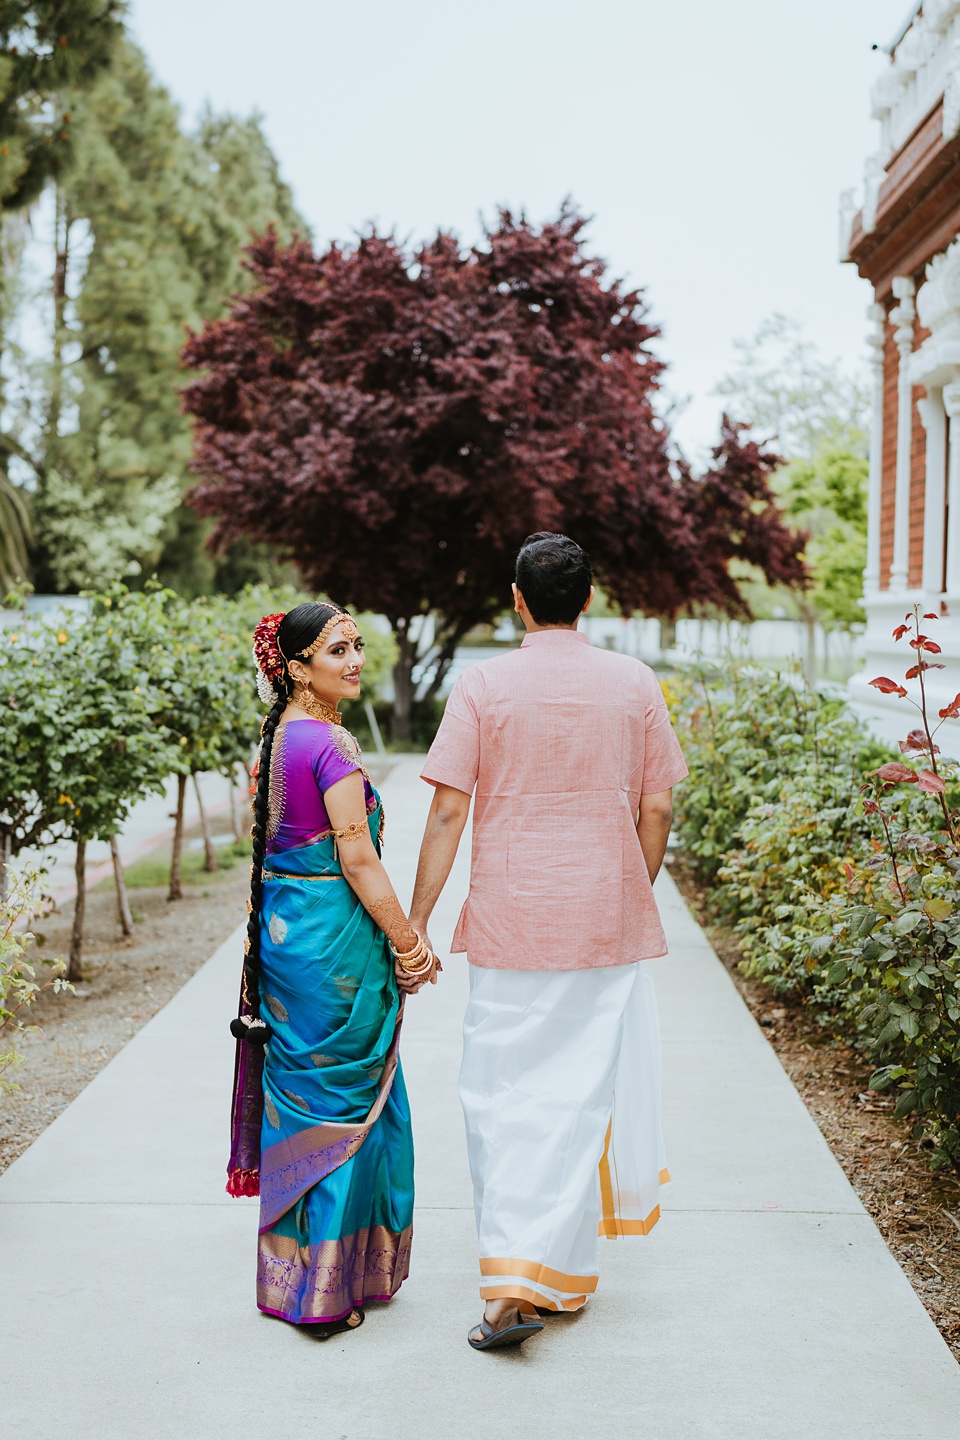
[879,317,897,588]
[908,320,931,589]
[878,306,931,592]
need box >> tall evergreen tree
[156,106,305,595]
[28,38,305,592]
[0,1,123,212]
[0,1,123,585]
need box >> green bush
[0,581,388,967]
[674,662,890,879]
[673,632,960,1167]
[0,864,70,1093]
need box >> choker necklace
[292,684,342,725]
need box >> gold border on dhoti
[482,1284,588,1312]
[479,1256,599,1294]
[597,1117,670,1238]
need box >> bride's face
[301,621,366,704]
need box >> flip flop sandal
[309,1308,365,1340]
[467,1314,544,1351]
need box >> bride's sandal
[309,1307,365,1340]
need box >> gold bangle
[399,945,429,972]
[400,951,435,977]
[391,933,425,962]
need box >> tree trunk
[67,836,86,983]
[364,698,388,758]
[0,829,10,904]
[392,621,415,745]
[230,768,243,843]
[110,834,133,937]
[168,773,187,901]
[193,774,218,872]
[420,625,466,708]
[49,181,71,441]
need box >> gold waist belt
[262,870,343,882]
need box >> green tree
[716,313,868,457]
[27,38,305,594]
[0,464,30,587]
[0,2,124,586]
[53,587,179,977]
[0,604,75,888]
[1,860,69,1093]
[0,2,123,215]
[156,110,305,595]
[157,594,264,899]
[777,446,868,631]
[716,314,869,673]
[0,586,177,974]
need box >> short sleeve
[311,725,364,794]
[642,684,689,793]
[421,673,481,795]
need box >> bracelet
[399,945,431,974]
[399,950,435,977]
[391,932,426,962]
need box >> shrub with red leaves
[182,207,807,735]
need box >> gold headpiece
[300,612,359,657]
[276,610,359,666]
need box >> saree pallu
[246,802,414,1325]
[459,962,667,1313]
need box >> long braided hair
[231,601,349,1043]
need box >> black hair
[235,601,347,1040]
[515,532,593,626]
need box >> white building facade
[843,3,960,713]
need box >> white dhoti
[459,961,668,1313]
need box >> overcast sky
[127,0,911,461]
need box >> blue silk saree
[228,797,414,1325]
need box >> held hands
[392,928,441,995]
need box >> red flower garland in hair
[253,612,285,683]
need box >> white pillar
[889,275,916,592]
[864,302,886,596]
[918,391,947,599]
[944,380,960,604]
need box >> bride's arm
[324,771,436,992]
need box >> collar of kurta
[520,628,590,647]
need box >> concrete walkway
[1,756,958,1439]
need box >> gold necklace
[292,684,342,725]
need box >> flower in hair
[252,611,285,705]
[253,659,279,705]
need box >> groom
[409,532,688,1350]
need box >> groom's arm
[409,784,471,933]
[636,788,673,884]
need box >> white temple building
[842,2,960,717]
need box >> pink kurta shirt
[421,629,688,970]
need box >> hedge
[670,610,960,1168]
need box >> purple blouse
[265,719,375,856]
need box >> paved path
[1,756,958,1439]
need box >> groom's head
[513,533,594,629]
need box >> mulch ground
[670,855,960,1363]
[0,817,250,1176]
